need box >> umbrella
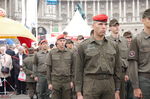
[0,8,36,47]
[0,39,15,45]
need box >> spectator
[0,46,13,94]
[13,46,27,95]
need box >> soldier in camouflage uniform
[46,35,75,99]
[75,14,122,99]
[33,40,50,99]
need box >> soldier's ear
[141,18,146,24]
[92,23,95,29]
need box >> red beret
[57,34,65,40]
[40,39,48,44]
[93,14,108,22]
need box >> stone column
[106,0,108,15]
[123,0,126,22]
[93,0,96,16]
[71,0,74,17]
[132,0,135,22]
[146,0,149,9]
[5,0,7,12]
[59,0,61,17]
[84,0,87,18]
[110,0,113,19]
[97,1,100,14]
[137,0,140,22]
[67,0,70,22]
[119,0,122,22]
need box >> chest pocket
[120,49,128,59]
[52,55,60,60]
[64,54,71,60]
[139,47,150,63]
[85,48,99,57]
[105,50,116,62]
[38,54,46,63]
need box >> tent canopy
[63,10,91,37]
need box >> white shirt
[19,53,23,66]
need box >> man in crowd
[75,14,121,99]
[128,8,150,99]
[13,46,27,95]
[33,40,50,99]
[107,19,129,99]
[46,35,75,99]
[0,46,13,94]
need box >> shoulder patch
[129,51,135,57]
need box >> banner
[46,0,58,5]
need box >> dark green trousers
[51,76,72,99]
[83,76,115,99]
[37,75,50,99]
[120,72,126,99]
[27,82,36,98]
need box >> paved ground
[0,94,30,99]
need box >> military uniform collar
[143,31,150,39]
[89,36,108,44]
[109,35,122,42]
[56,48,67,52]
[28,54,34,57]
[39,50,48,54]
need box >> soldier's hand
[48,84,53,90]
[30,75,34,78]
[34,77,38,81]
[77,92,83,99]
[134,88,143,98]
[70,82,74,88]
[124,75,129,81]
[115,91,120,99]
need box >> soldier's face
[142,17,150,29]
[109,24,120,34]
[66,43,74,49]
[56,39,66,48]
[125,36,132,45]
[92,22,107,37]
[41,42,48,50]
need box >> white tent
[63,10,91,37]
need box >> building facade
[0,0,150,36]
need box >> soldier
[33,40,50,99]
[123,31,133,47]
[128,8,150,99]
[65,39,74,49]
[75,14,121,99]
[123,31,134,99]
[107,19,129,99]
[46,35,75,99]
[23,47,36,99]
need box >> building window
[52,24,59,32]
[113,13,119,19]
[126,13,132,22]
